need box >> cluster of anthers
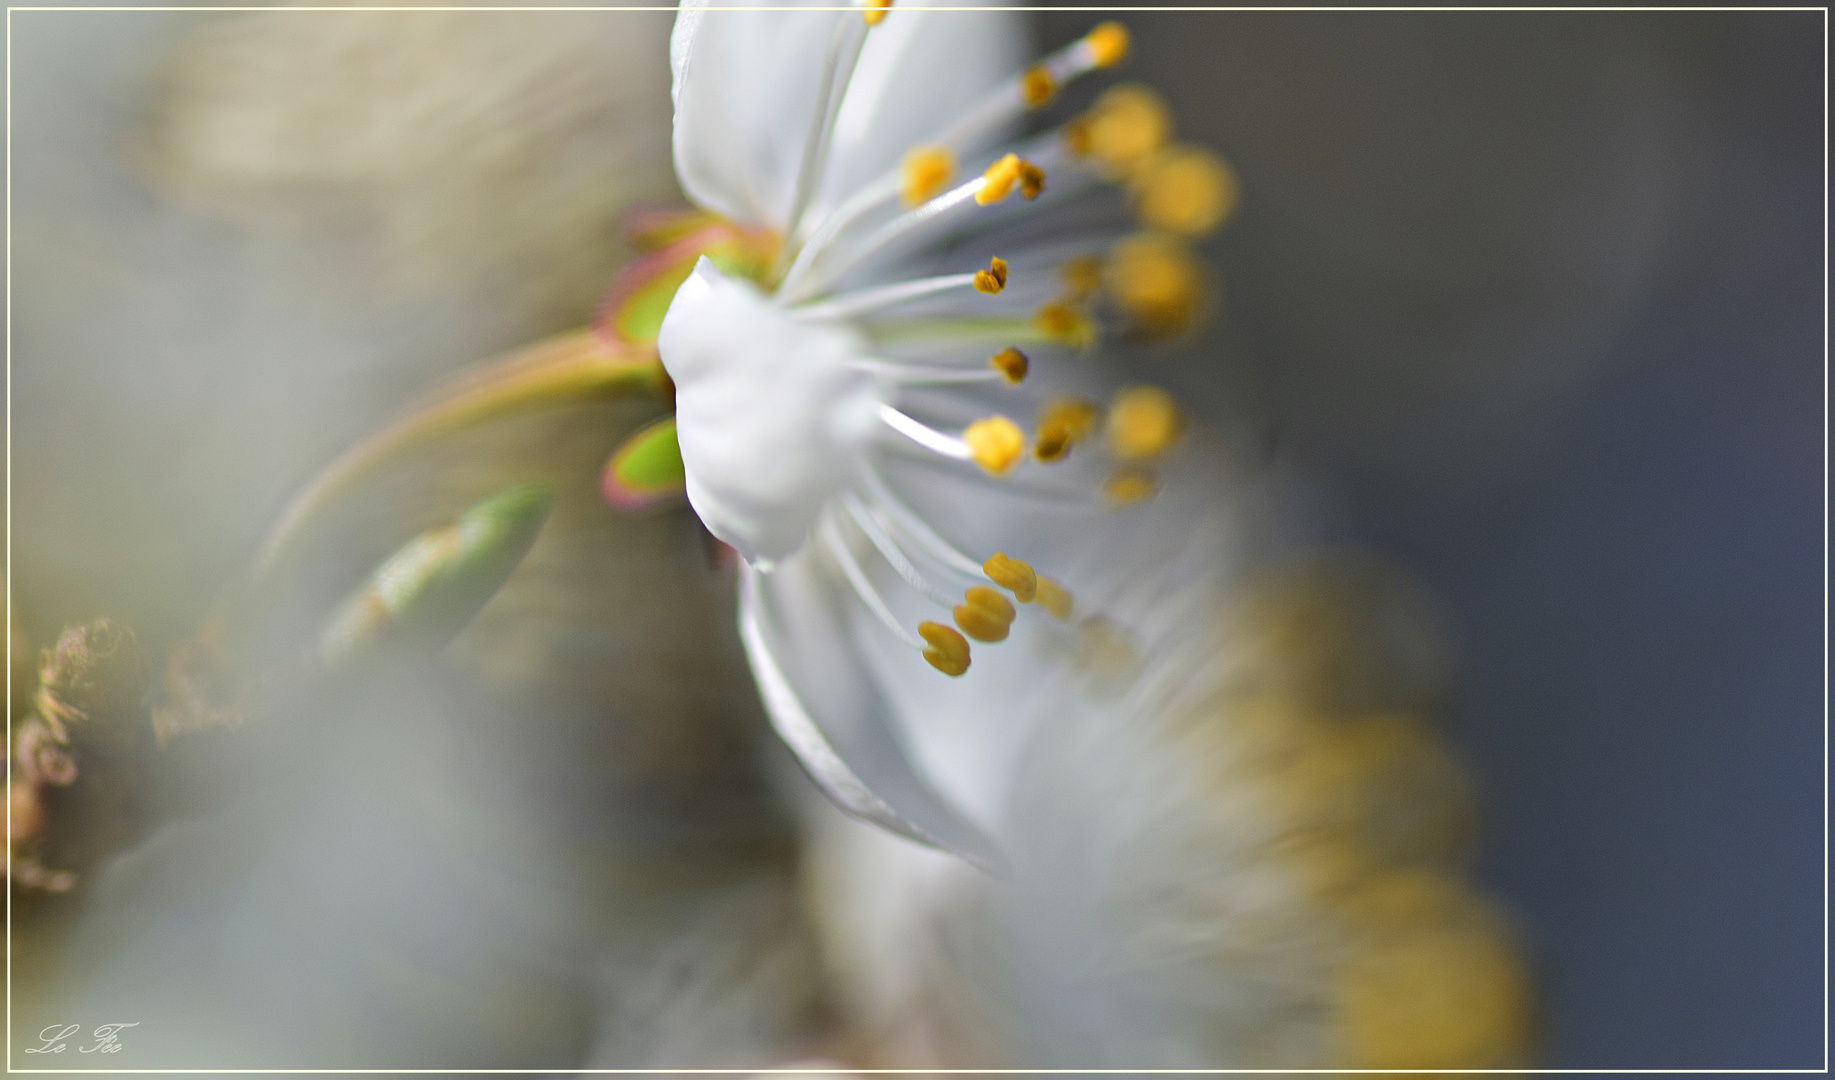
[612,3,1238,681]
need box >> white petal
[815,4,1028,215]
[658,258,881,564]
[670,0,846,230]
[740,559,1007,875]
[670,0,1027,232]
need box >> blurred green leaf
[317,482,555,670]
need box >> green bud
[317,482,554,670]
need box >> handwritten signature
[24,1023,139,1054]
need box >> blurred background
[8,4,1823,1070]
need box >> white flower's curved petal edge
[660,259,880,564]
[670,0,838,229]
[741,556,1008,876]
[670,0,1026,233]
[822,5,1027,205]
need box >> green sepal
[601,416,685,511]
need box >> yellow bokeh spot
[1134,144,1239,236]
[1075,615,1142,684]
[1106,384,1181,461]
[1102,465,1159,505]
[1033,397,1100,463]
[1105,232,1205,339]
[954,585,1018,643]
[1032,302,1096,348]
[989,347,1029,384]
[963,415,1025,474]
[900,145,955,207]
[1074,84,1171,179]
[1085,21,1130,68]
[983,552,1038,604]
[1020,64,1057,108]
[1337,916,1535,1069]
[1060,255,1103,303]
[1036,576,1074,621]
[917,620,970,676]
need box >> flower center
[658,259,881,566]
[650,10,1229,678]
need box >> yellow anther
[983,552,1038,604]
[1018,160,1046,200]
[1033,397,1100,462]
[1134,144,1239,236]
[1106,384,1181,461]
[1085,21,1131,68]
[954,585,1017,643]
[1060,255,1103,302]
[918,620,971,676]
[900,145,956,207]
[1103,465,1159,506]
[990,346,1029,384]
[1077,84,1171,179]
[1062,116,1094,158]
[1020,64,1057,109]
[1105,232,1205,338]
[963,414,1025,474]
[1033,302,1096,348]
[977,153,1023,205]
[972,256,1009,295]
[861,0,893,26]
[1036,576,1074,621]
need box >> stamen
[962,415,1025,474]
[854,358,1008,385]
[983,552,1038,603]
[977,154,1024,206]
[841,493,955,606]
[972,256,1010,295]
[1084,21,1131,68]
[796,270,984,321]
[1065,84,1171,180]
[821,517,925,649]
[1133,144,1239,236]
[861,0,893,26]
[928,23,1136,156]
[1105,232,1204,338]
[790,173,991,301]
[1036,575,1075,621]
[785,133,1077,303]
[918,621,972,676]
[865,313,1080,350]
[954,585,1017,643]
[989,347,1029,384]
[1019,160,1047,200]
[1021,64,1057,108]
[1033,302,1097,348]
[1106,385,1182,460]
[879,404,972,460]
[860,467,987,578]
[1034,396,1100,462]
[1102,465,1159,506]
[901,145,956,208]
